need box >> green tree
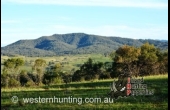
[19,70,32,86]
[1,73,9,88]
[138,43,158,75]
[43,63,63,85]
[109,43,168,77]
[155,49,168,74]
[3,58,24,74]
[72,58,104,81]
[113,45,141,76]
[33,59,46,85]
[2,58,24,88]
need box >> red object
[126,89,131,96]
[126,83,131,89]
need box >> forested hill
[1,33,168,56]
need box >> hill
[1,33,168,56]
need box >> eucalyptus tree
[3,58,24,74]
[113,45,141,76]
[33,59,46,85]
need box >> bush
[92,74,100,80]
[99,72,111,79]
[1,74,9,88]
[27,73,38,83]
[25,81,35,87]
[53,77,63,84]
[8,78,20,87]
[20,70,30,86]
[85,75,91,81]
[62,74,72,84]
[80,76,85,82]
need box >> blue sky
[1,0,168,47]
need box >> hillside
[1,33,168,56]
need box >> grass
[1,54,112,73]
[1,74,168,110]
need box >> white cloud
[2,0,168,9]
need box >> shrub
[20,70,30,86]
[80,76,85,82]
[99,72,111,79]
[25,81,35,87]
[1,74,9,88]
[8,78,20,87]
[53,77,63,84]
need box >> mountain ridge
[1,33,168,56]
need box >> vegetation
[72,58,104,81]
[1,40,168,109]
[1,33,168,56]
[2,58,24,74]
[110,43,168,77]
[1,75,168,110]
[1,43,168,88]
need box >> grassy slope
[1,54,112,72]
[1,74,168,110]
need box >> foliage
[1,73,9,88]
[43,63,63,85]
[25,80,35,87]
[8,78,20,87]
[33,59,46,85]
[1,75,168,110]
[3,58,24,74]
[72,58,104,81]
[1,33,168,56]
[19,70,31,86]
[110,43,168,77]
[1,43,168,87]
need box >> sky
[1,0,168,47]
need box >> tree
[155,49,168,74]
[110,43,165,77]
[33,59,46,85]
[138,43,158,75]
[72,58,104,81]
[109,51,116,61]
[112,45,141,76]
[1,73,9,88]
[3,58,24,74]
[19,70,31,86]
[43,63,63,85]
[2,58,24,88]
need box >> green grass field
[1,54,112,73]
[1,74,168,110]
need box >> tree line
[1,43,168,88]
